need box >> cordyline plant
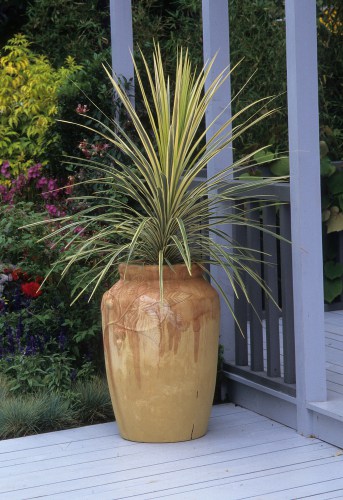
[25,45,284,320]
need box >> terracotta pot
[101,263,220,443]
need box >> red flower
[21,282,42,298]
[11,269,20,281]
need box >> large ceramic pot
[101,263,220,443]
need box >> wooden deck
[1,403,343,499]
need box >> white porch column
[285,0,327,436]
[110,0,135,104]
[202,0,235,362]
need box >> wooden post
[110,0,135,105]
[285,0,327,436]
[202,0,235,362]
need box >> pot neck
[118,263,204,281]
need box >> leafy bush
[0,202,106,391]
[23,0,110,67]
[0,34,80,177]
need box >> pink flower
[76,104,89,114]
[91,143,111,156]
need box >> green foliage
[0,34,80,176]
[0,376,113,438]
[2,352,95,394]
[324,277,343,304]
[70,377,114,425]
[131,1,342,161]
[324,261,343,280]
[0,202,105,385]
[132,0,200,71]
[23,0,110,67]
[229,1,288,155]
[317,2,343,161]
[321,145,343,236]
[32,45,285,323]
[0,373,11,399]
[323,240,343,305]
[0,392,74,438]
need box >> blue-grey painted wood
[246,202,264,371]
[263,206,281,377]
[110,0,134,104]
[234,221,248,365]
[279,204,296,384]
[202,0,235,362]
[224,310,343,443]
[285,0,327,435]
[339,232,343,304]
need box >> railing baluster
[247,202,264,372]
[263,206,281,377]
[223,180,295,390]
[234,215,248,366]
[339,232,343,304]
[279,204,296,384]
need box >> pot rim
[118,262,204,281]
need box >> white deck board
[1,404,343,499]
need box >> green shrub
[0,373,11,399]
[23,0,110,67]
[0,202,106,388]
[0,34,80,177]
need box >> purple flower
[36,176,48,189]
[1,161,11,179]
[45,204,65,217]
[46,178,59,198]
[12,174,27,192]
[27,163,42,180]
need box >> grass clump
[70,377,114,425]
[0,376,113,439]
[0,393,75,439]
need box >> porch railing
[223,181,296,396]
[325,162,343,310]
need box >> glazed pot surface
[101,264,220,443]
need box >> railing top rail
[192,177,290,202]
[221,180,291,202]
